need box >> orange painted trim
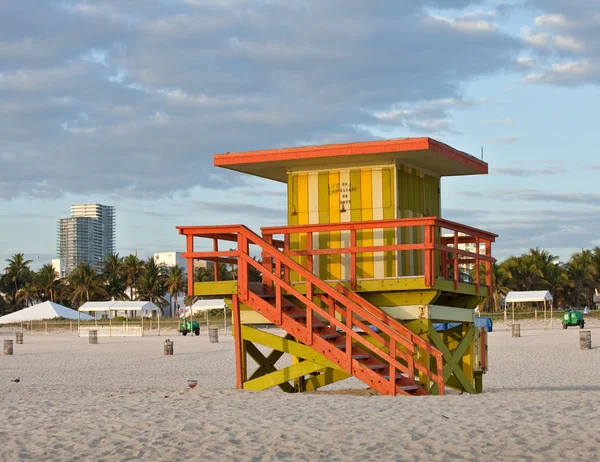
[214,137,487,174]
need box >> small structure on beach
[0,301,93,324]
[505,290,553,328]
[78,301,161,337]
[178,137,497,396]
[181,299,228,332]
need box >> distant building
[51,258,66,279]
[153,251,212,274]
[154,252,187,271]
[57,204,115,276]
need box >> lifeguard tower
[178,137,496,396]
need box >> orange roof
[214,137,487,182]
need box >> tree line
[3,246,597,316]
[0,253,241,317]
[480,247,600,311]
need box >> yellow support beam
[193,280,237,296]
[304,369,351,391]
[243,360,328,391]
[241,325,345,371]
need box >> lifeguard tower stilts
[178,138,496,396]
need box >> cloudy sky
[1,0,599,269]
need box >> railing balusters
[276,259,282,325]
[424,225,431,286]
[284,234,290,284]
[350,229,357,290]
[453,230,459,290]
[390,339,397,396]
[306,280,313,345]
[346,308,352,369]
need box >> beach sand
[1,327,599,461]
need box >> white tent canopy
[504,290,554,328]
[505,291,553,303]
[77,301,161,337]
[0,301,93,324]
[79,301,162,314]
[180,299,228,332]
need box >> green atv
[180,320,200,336]
[562,310,585,329]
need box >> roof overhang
[214,137,487,183]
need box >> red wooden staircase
[179,224,445,396]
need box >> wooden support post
[232,294,244,389]
[186,234,194,295]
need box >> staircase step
[320,333,340,340]
[352,354,371,360]
[366,364,386,371]
[399,386,419,392]
[383,373,409,381]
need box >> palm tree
[165,265,186,317]
[542,263,570,306]
[3,253,33,307]
[122,254,144,301]
[135,258,167,313]
[504,255,544,291]
[566,250,596,307]
[36,264,59,302]
[101,253,123,279]
[529,247,558,274]
[474,262,510,312]
[16,281,37,307]
[101,253,127,302]
[68,263,107,308]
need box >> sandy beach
[1,326,599,461]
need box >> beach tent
[78,301,161,337]
[504,290,553,328]
[0,301,93,324]
[181,299,228,332]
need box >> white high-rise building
[57,204,115,276]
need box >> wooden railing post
[306,282,313,345]
[238,233,249,300]
[186,234,194,296]
[307,231,313,273]
[485,240,492,296]
[424,225,432,286]
[213,238,219,282]
[389,339,397,396]
[346,308,352,367]
[275,259,282,324]
[453,230,459,290]
[350,229,357,290]
[283,234,290,284]
[475,236,481,293]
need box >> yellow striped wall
[397,165,441,277]
[287,162,441,281]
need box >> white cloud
[426,14,497,33]
[0,0,521,199]
[486,136,519,144]
[534,14,571,28]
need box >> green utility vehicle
[562,309,585,329]
[180,320,200,336]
